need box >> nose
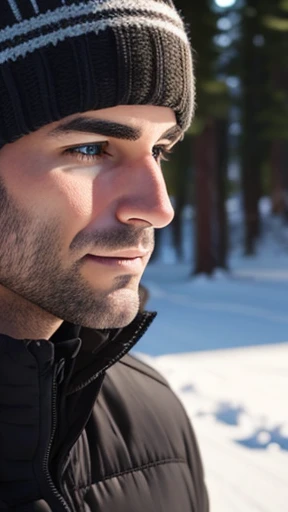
[116,156,175,228]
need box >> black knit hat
[0,0,194,147]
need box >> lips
[87,249,150,259]
[83,252,148,271]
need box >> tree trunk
[193,119,217,275]
[269,66,288,219]
[171,137,192,261]
[241,0,264,255]
[215,118,229,269]
[270,140,286,215]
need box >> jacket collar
[51,311,156,395]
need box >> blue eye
[78,144,103,156]
[65,143,108,161]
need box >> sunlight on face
[0,106,180,329]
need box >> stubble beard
[0,179,153,329]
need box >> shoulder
[93,354,209,511]
[105,352,182,407]
[99,353,190,453]
[117,353,170,387]
[112,355,209,510]
[104,353,188,429]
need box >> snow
[133,198,288,511]
[139,346,288,512]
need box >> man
[0,1,208,511]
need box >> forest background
[154,0,288,275]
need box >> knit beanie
[0,0,194,147]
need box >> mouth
[84,250,150,270]
[88,249,150,259]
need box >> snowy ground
[133,199,288,511]
[137,345,288,512]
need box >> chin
[106,287,141,328]
[81,287,140,330]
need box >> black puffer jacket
[0,312,209,512]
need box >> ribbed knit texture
[0,0,194,147]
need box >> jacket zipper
[54,313,156,506]
[41,363,71,512]
[54,318,153,500]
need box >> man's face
[0,105,179,329]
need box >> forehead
[48,105,177,135]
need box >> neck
[0,287,62,340]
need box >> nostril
[125,218,153,228]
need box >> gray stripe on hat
[0,16,189,64]
[0,0,184,44]
[7,0,22,21]
[29,0,40,14]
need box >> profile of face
[0,105,180,329]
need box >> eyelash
[64,143,173,164]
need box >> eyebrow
[49,117,142,141]
[48,116,183,143]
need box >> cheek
[0,147,96,221]
[49,170,119,222]
[37,171,116,234]
[53,177,94,219]
[0,144,120,238]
